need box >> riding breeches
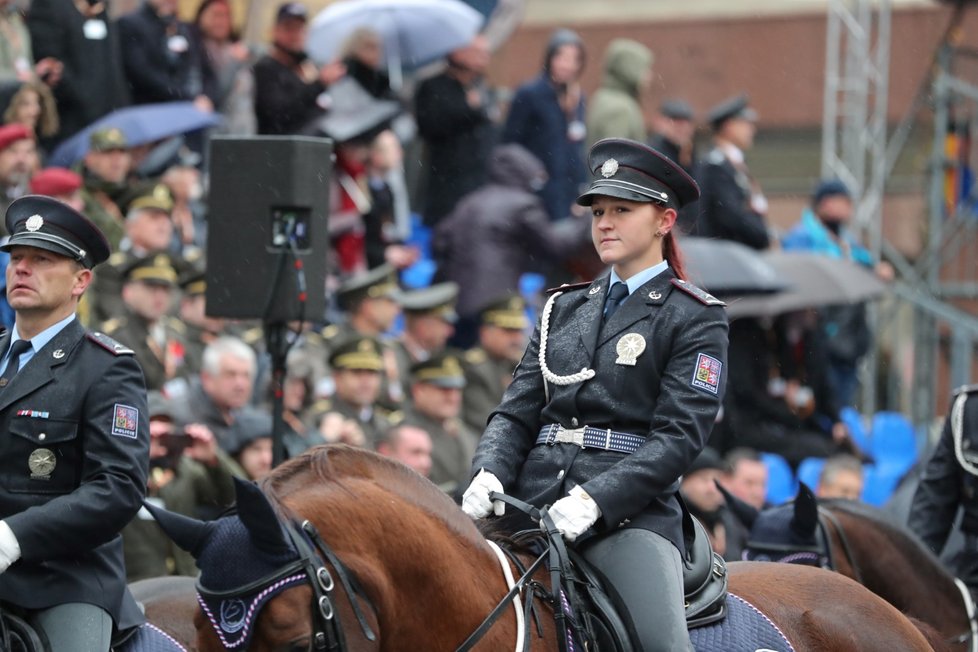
[580,528,693,652]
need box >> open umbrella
[725,251,888,318]
[681,237,787,296]
[48,102,221,168]
[307,0,484,88]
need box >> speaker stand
[264,322,292,467]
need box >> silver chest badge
[615,333,647,366]
[29,447,56,479]
[601,158,619,178]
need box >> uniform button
[38,433,46,441]
[557,470,565,479]
[571,418,579,427]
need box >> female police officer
[462,138,728,652]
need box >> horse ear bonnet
[744,483,820,554]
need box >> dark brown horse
[737,482,973,652]
[152,445,944,651]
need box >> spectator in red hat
[0,123,37,219]
[29,167,83,213]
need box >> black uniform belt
[536,424,645,454]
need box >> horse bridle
[196,519,377,651]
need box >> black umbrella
[725,251,888,318]
[681,237,787,296]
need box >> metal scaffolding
[821,0,978,430]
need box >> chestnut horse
[737,483,973,652]
[151,445,943,651]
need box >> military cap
[179,269,206,296]
[329,336,384,372]
[400,282,459,323]
[227,409,273,456]
[1,195,110,269]
[124,252,178,287]
[480,293,529,330]
[275,1,307,23]
[707,94,757,130]
[660,98,695,121]
[29,167,82,197]
[0,123,33,151]
[577,138,700,209]
[89,127,128,152]
[147,390,176,421]
[123,183,174,214]
[410,351,466,389]
[337,264,401,308]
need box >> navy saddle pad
[690,592,795,652]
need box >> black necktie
[603,282,629,322]
[0,340,31,388]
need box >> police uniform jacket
[0,320,149,630]
[695,148,770,250]
[471,270,728,552]
[910,386,978,553]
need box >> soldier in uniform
[178,264,225,378]
[403,351,479,496]
[463,138,727,652]
[695,94,771,249]
[909,385,978,597]
[89,181,177,325]
[102,252,187,392]
[392,281,459,396]
[462,293,529,432]
[316,335,392,449]
[80,127,132,250]
[0,195,149,650]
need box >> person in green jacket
[586,38,654,150]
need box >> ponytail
[663,232,686,280]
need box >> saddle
[0,607,164,652]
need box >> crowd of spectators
[0,0,897,578]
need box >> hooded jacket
[586,39,653,149]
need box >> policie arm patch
[691,353,722,395]
[111,404,139,438]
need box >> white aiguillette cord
[538,291,595,400]
[485,539,525,652]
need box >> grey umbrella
[725,251,888,318]
[681,237,787,296]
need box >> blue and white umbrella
[307,0,484,88]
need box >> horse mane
[822,500,955,585]
[259,444,491,551]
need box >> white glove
[461,469,505,518]
[0,521,21,574]
[549,485,601,542]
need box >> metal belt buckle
[557,427,586,447]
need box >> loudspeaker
[205,136,332,322]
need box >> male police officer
[910,386,978,597]
[0,195,149,650]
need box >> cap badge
[601,159,619,178]
[615,333,647,366]
[25,215,43,232]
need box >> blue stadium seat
[861,463,904,507]
[760,453,797,505]
[869,411,918,476]
[839,406,871,452]
[795,457,825,492]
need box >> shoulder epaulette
[107,252,128,267]
[87,332,134,355]
[310,398,333,413]
[241,327,263,345]
[671,278,725,306]
[706,149,726,165]
[546,281,592,294]
[464,348,488,364]
[102,317,124,333]
[385,410,404,425]
[953,384,978,396]
[321,324,340,340]
[166,317,186,334]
